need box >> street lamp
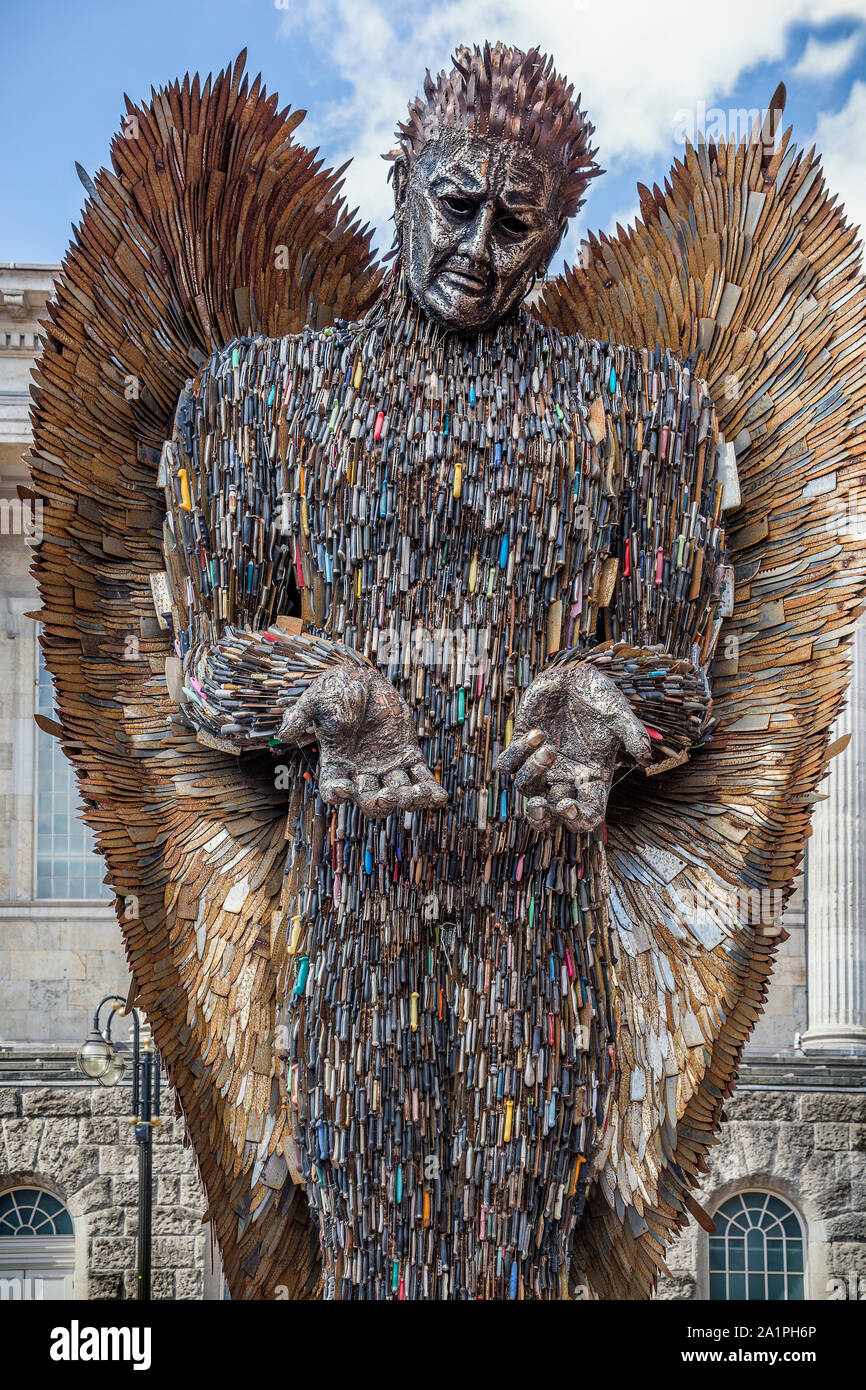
[76,996,161,1300]
[76,1027,114,1080]
[97,1046,126,1088]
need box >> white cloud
[277,0,866,252]
[568,201,641,266]
[605,204,641,238]
[812,79,866,237]
[793,30,861,79]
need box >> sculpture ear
[392,156,410,225]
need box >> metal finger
[319,776,354,805]
[514,745,555,795]
[382,767,411,788]
[525,795,553,830]
[497,727,546,775]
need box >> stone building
[0,264,217,1300]
[660,628,866,1301]
[0,263,863,1301]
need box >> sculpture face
[396,130,564,332]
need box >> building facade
[0,264,217,1300]
[0,263,863,1301]
[659,632,866,1299]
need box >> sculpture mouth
[437,263,489,297]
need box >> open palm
[279,666,448,818]
[497,662,652,831]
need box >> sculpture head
[388,43,601,333]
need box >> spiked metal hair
[386,42,602,220]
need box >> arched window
[709,1192,805,1301]
[0,1187,75,1299]
[0,1188,73,1237]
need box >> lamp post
[77,996,161,1300]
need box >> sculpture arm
[549,641,714,777]
[160,358,446,815]
[160,362,351,755]
[178,624,366,754]
[178,624,447,815]
[500,353,729,827]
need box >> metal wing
[28,51,381,1298]
[538,87,866,1296]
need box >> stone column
[803,619,866,1054]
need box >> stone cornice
[738,1051,866,1090]
[0,328,42,353]
[0,264,59,352]
[0,1046,130,1085]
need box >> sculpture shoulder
[522,308,715,414]
[173,323,365,429]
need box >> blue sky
[3,0,866,271]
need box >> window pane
[747,1229,765,1270]
[787,1241,804,1274]
[35,651,110,901]
[710,1193,805,1302]
[713,1208,731,1235]
[0,1187,73,1236]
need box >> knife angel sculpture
[28,46,866,1299]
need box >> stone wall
[0,529,131,1045]
[746,878,807,1054]
[0,262,131,1048]
[0,1081,215,1299]
[659,1078,866,1300]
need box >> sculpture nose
[458,203,495,265]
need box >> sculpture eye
[441,194,475,220]
[497,215,528,241]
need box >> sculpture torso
[166,285,722,1298]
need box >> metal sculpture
[27,44,866,1299]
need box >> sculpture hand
[496,662,652,831]
[279,666,448,818]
